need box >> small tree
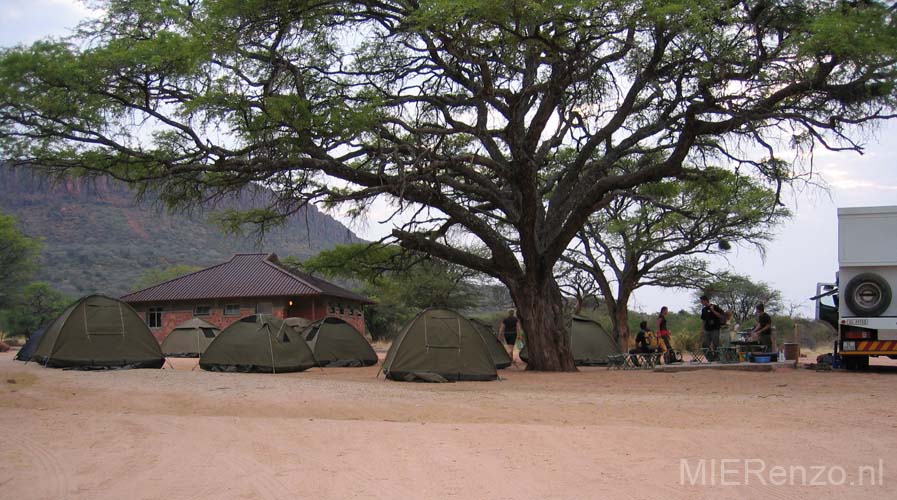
[697,273,784,325]
[295,243,484,339]
[563,169,789,348]
[0,212,42,308]
[0,282,69,339]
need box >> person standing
[657,306,673,353]
[699,295,725,351]
[751,303,773,353]
[497,309,519,363]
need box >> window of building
[328,303,336,314]
[147,307,163,328]
[194,305,211,316]
[256,302,273,315]
[224,304,241,316]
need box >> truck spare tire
[844,272,892,317]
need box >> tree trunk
[510,275,577,371]
[612,305,631,352]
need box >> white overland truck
[817,206,897,370]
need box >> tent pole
[266,322,277,375]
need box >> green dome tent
[520,316,621,366]
[28,295,164,369]
[161,318,220,358]
[199,314,317,373]
[382,309,498,382]
[468,318,512,369]
[301,317,378,367]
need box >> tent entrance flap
[425,316,462,350]
[84,304,126,335]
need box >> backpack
[664,350,683,364]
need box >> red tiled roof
[121,253,373,304]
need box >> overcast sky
[3,0,896,319]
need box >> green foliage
[698,273,784,323]
[0,211,42,308]
[131,264,203,292]
[0,282,70,339]
[562,168,790,343]
[297,243,485,339]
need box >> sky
[2,0,896,318]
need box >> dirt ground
[2,351,897,500]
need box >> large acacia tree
[1,0,896,370]
[561,168,790,349]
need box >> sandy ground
[3,351,897,500]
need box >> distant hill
[0,166,363,297]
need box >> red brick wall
[287,297,366,335]
[131,296,365,342]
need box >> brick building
[121,253,373,342]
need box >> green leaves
[0,282,70,339]
[801,2,897,63]
[295,243,484,338]
[0,212,42,309]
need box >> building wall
[131,296,365,342]
[287,297,366,335]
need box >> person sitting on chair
[629,321,656,355]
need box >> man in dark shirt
[699,295,725,350]
[497,309,519,363]
[629,321,654,354]
[751,303,773,352]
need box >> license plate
[842,341,856,351]
[845,318,868,326]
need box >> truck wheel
[844,273,892,317]
[844,355,870,371]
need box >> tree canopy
[295,243,484,338]
[2,0,896,369]
[0,212,42,308]
[0,282,70,339]
[697,273,784,325]
[561,168,790,346]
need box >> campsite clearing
[2,351,897,499]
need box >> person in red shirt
[657,306,673,352]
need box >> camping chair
[636,351,662,369]
[688,348,710,363]
[716,347,739,364]
[606,354,626,370]
[663,349,684,364]
[621,354,639,370]
[648,351,663,368]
